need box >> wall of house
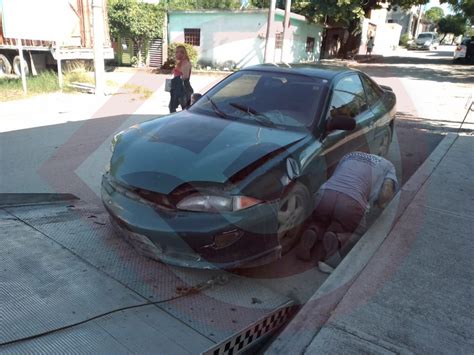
[168,10,322,68]
[273,13,323,63]
[169,11,267,68]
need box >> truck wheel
[13,55,30,76]
[0,54,12,75]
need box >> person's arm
[181,61,191,80]
[376,179,396,209]
[375,159,398,209]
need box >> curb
[0,193,79,208]
[266,133,459,354]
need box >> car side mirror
[326,115,356,132]
[191,93,202,105]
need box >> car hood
[109,111,307,194]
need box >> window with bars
[306,37,315,53]
[275,32,283,49]
[184,28,201,46]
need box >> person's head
[376,179,396,209]
[175,45,189,61]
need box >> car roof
[241,63,358,81]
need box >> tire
[13,55,30,76]
[277,182,311,254]
[0,54,12,75]
[377,126,392,157]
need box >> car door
[321,73,375,174]
[359,73,391,153]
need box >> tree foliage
[108,0,165,65]
[444,0,474,20]
[165,0,241,10]
[424,6,445,23]
[438,14,468,37]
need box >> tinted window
[360,74,383,107]
[418,33,433,39]
[190,71,326,129]
[328,75,367,119]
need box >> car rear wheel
[378,126,392,157]
[277,182,311,254]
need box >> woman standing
[169,45,193,113]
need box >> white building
[168,9,323,68]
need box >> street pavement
[268,133,474,354]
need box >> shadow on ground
[351,51,474,84]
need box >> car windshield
[418,34,434,39]
[189,70,327,129]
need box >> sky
[425,0,454,14]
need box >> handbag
[164,78,172,92]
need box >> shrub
[399,33,410,47]
[168,42,198,67]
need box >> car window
[360,74,383,107]
[190,70,326,129]
[418,33,433,39]
[328,74,367,119]
[212,73,260,99]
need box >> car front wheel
[277,182,311,254]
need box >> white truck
[0,0,113,76]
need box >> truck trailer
[0,0,113,76]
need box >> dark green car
[102,64,396,269]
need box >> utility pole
[280,0,291,62]
[263,0,277,63]
[17,39,27,95]
[92,0,105,96]
[415,5,424,38]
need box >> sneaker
[296,228,319,261]
[318,261,334,274]
[322,231,339,256]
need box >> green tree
[444,0,474,21]
[288,0,430,57]
[424,6,445,23]
[108,0,165,66]
[438,14,468,42]
[165,0,241,10]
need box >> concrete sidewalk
[268,133,474,354]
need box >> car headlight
[177,194,262,212]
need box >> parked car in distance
[102,64,397,269]
[408,32,440,50]
[453,37,474,64]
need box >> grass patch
[64,71,95,85]
[0,71,59,101]
[122,83,153,100]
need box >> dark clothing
[169,77,193,113]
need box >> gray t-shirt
[320,152,398,209]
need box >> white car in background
[408,32,440,50]
[453,38,472,62]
